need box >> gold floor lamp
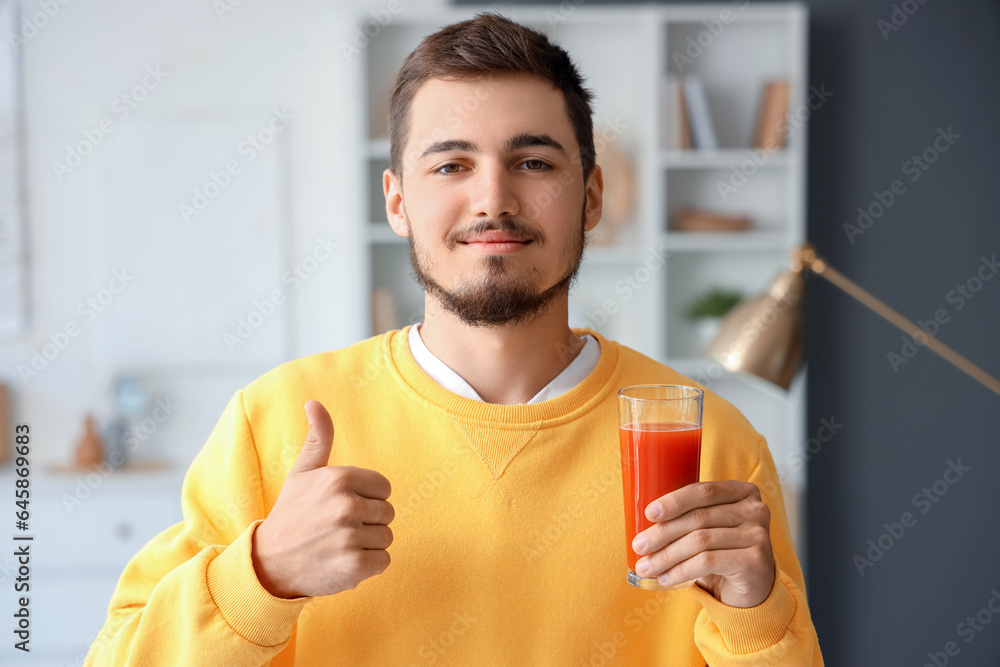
[704,244,1000,397]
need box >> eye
[435,163,464,175]
[521,159,552,171]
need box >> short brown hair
[387,11,596,184]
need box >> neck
[417,295,587,405]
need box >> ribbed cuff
[206,519,312,647]
[688,560,797,654]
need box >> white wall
[0,0,445,469]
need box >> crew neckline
[407,323,600,404]
[384,324,622,426]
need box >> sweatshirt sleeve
[687,434,825,666]
[83,389,311,667]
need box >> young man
[86,13,823,666]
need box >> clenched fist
[251,400,394,599]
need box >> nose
[468,161,519,220]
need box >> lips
[460,231,532,244]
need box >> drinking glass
[618,385,703,590]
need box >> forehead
[406,74,575,151]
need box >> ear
[383,168,409,237]
[583,163,604,233]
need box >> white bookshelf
[356,4,809,563]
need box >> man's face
[383,74,603,327]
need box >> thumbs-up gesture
[251,400,394,599]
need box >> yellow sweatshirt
[85,326,824,666]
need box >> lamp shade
[703,268,806,389]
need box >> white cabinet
[0,470,184,665]
[356,4,809,563]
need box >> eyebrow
[417,133,569,162]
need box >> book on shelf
[752,79,790,150]
[682,74,717,151]
[673,207,753,232]
[661,75,692,150]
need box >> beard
[407,197,590,328]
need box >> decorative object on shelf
[685,287,744,352]
[103,417,130,469]
[673,207,752,232]
[74,414,104,469]
[372,287,399,335]
[104,376,151,468]
[0,383,8,466]
[682,74,717,150]
[49,380,174,475]
[705,244,1000,396]
[661,75,692,150]
[589,135,636,246]
[752,79,791,150]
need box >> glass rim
[617,384,704,402]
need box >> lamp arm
[796,245,1000,397]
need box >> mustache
[445,217,546,250]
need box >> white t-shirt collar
[407,323,600,405]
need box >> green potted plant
[685,287,744,352]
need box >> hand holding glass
[618,385,703,590]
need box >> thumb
[291,400,335,472]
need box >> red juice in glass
[619,421,702,573]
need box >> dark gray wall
[454,1,1000,664]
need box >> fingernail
[647,503,662,520]
[636,558,650,575]
[632,534,646,554]
[657,572,670,585]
